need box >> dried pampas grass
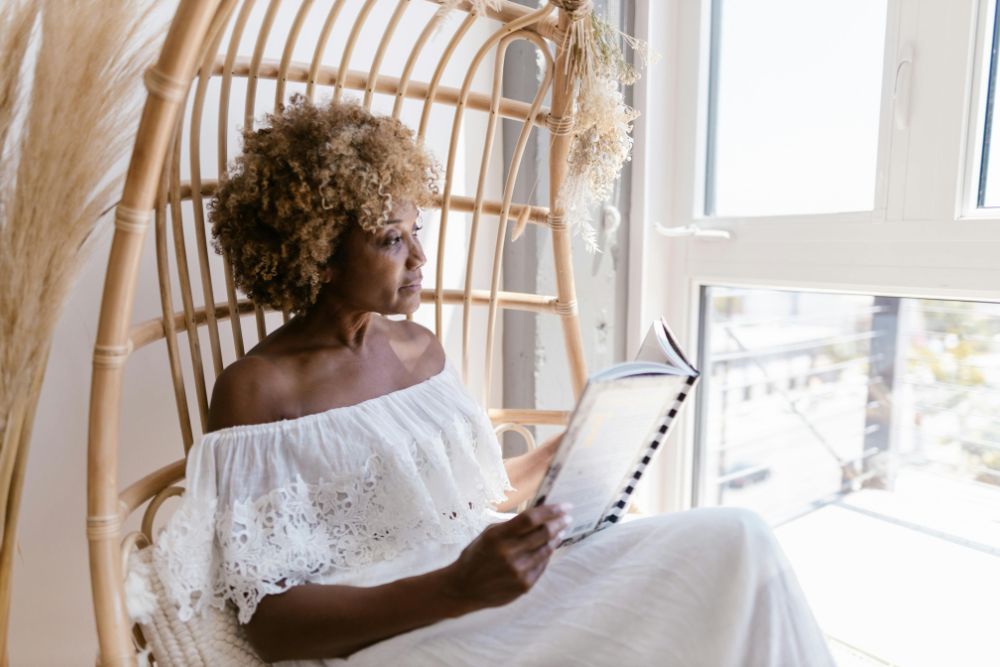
[0,0,160,655]
[554,4,656,253]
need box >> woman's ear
[322,222,356,284]
[320,235,346,284]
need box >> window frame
[628,0,1000,513]
[963,0,1000,215]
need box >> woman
[154,96,833,665]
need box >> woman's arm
[496,433,563,512]
[244,567,465,661]
[244,504,571,661]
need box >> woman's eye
[385,235,402,247]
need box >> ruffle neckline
[204,364,450,438]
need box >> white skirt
[281,507,834,667]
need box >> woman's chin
[384,297,421,317]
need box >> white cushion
[125,548,267,666]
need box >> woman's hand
[441,504,572,612]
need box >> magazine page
[534,373,688,539]
[634,318,696,375]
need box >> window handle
[654,222,732,240]
[894,45,914,130]
[600,203,622,250]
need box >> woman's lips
[400,282,422,291]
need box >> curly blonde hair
[210,95,440,313]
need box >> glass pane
[696,288,880,517]
[978,0,1000,207]
[707,0,888,217]
[696,286,1000,666]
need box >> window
[696,287,1000,526]
[978,0,1000,206]
[706,0,888,217]
[632,0,1000,663]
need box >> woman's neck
[291,299,376,352]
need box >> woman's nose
[407,236,426,269]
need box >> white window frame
[628,0,1000,514]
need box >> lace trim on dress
[156,457,506,623]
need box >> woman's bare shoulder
[207,354,294,432]
[382,317,446,375]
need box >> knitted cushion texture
[126,547,266,666]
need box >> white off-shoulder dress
[147,363,834,666]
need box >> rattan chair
[86,1,593,664]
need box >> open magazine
[531,317,700,545]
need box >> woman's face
[325,200,426,315]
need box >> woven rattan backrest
[88,2,589,664]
